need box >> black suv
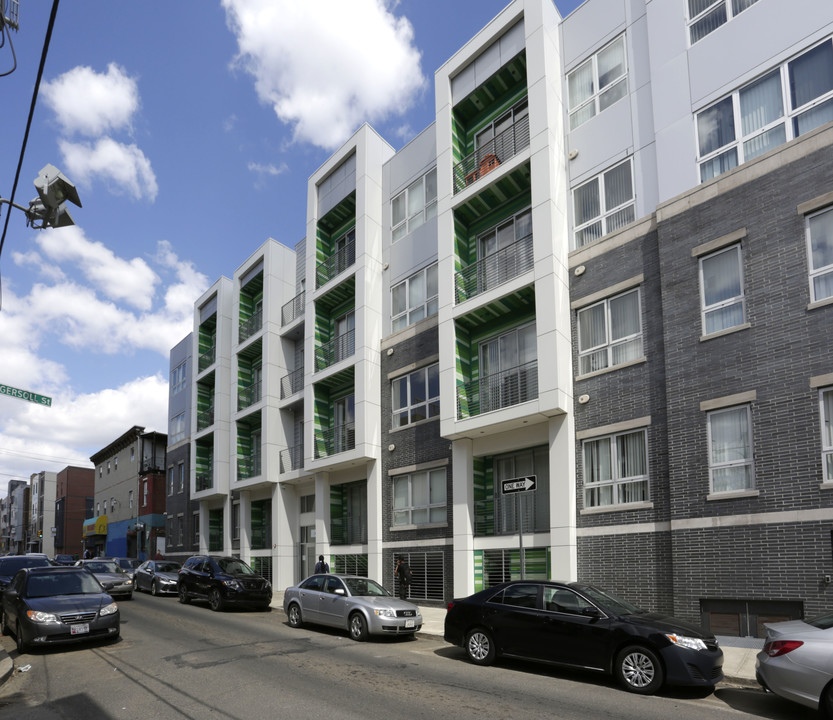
[177,555,272,611]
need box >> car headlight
[374,608,396,618]
[222,579,241,590]
[100,602,118,617]
[26,610,59,624]
[666,634,708,651]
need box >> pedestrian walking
[314,554,330,574]
[395,557,412,600]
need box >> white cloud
[41,63,140,137]
[59,138,158,202]
[248,161,288,177]
[222,0,426,150]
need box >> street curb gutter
[0,651,12,686]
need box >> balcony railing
[238,380,262,410]
[196,406,214,431]
[239,310,263,343]
[453,114,530,194]
[314,422,355,459]
[281,367,304,399]
[456,359,538,419]
[198,344,216,372]
[455,232,534,303]
[281,291,305,326]
[315,329,355,371]
[280,444,304,473]
[196,468,213,492]
[315,239,356,289]
[237,455,262,480]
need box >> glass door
[334,394,355,454]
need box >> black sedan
[134,560,181,595]
[0,555,52,599]
[444,580,723,695]
[0,566,120,654]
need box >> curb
[0,650,12,686]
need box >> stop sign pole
[500,476,537,579]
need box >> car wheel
[125,592,133,601]
[0,610,8,636]
[208,588,225,612]
[15,621,27,654]
[133,577,138,591]
[465,628,496,665]
[287,603,303,628]
[178,584,190,604]
[821,682,833,720]
[151,580,159,596]
[615,645,664,694]
[349,612,368,641]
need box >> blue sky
[0,0,583,495]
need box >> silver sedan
[756,612,833,713]
[74,559,133,600]
[283,574,422,641]
[133,560,182,595]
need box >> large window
[807,207,833,303]
[392,168,437,243]
[568,35,627,130]
[391,263,438,332]
[708,405,754,493]
[170,412,186,444]
[392,363,439,428]
[822,388,833,483]
[687,0,759,45]
[577,288,642,375]
[392,469,446,527]
[583,429,649,508]
[700,245,745,334]
[171,361,187,395]
[697,39,833,182]
[573,159,634,247]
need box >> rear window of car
[86,561,122,574]
[488,584,540,608]
[157,563,181,573]
[300,576,325,591]
[0,557,51,574]
[807,612,833,629]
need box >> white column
[549,414,577,580]
[315,472,331,559]
[366,459,383,581]
[274,482,296,586]
[452,438,475,597]
[239,491,251,562]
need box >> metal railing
[315,329,355,371]
[455,232,534,303]
[239,309,263,343]
[281,367,304,399]
[196,407,214,431]
[315,239,356,289]
[453,114,530,194]
[198,344,215,372]
[238,379,262,410]
[196,468,213,492]
[237,455,262,480]
[456,359,538,419]
[281,291,305,326]
[280,444,304,474]
[314,422,355,459]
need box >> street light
[0,163,82,229]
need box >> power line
[0,446,91,466]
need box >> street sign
[501,475,537,494]
[0,383,52,406]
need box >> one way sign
[501,475,537,494]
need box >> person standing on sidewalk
[395,557,412,600]
[314,555,329,574]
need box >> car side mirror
[334,588,346,595]
[581,606,601,618]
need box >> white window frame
[821,388,833,483]
[392,469,447,527]
[129,490,134,509]
[707,405,755,493]
[699,244,745,335]
[577,288,642,376]
[687,0,760,45]
[171,361,187,395]
[391,263,438,333]
[391,168,437,243]
[582,429,649,508]
[392,363,440,429]
[567,34,628,130]
[807,206,833,303]
[572,158,635,248]
[697,38,833,182]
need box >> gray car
[283,574,422,641]
[74,559,133,600]
[134,560,181,595]
[756,612,833,714]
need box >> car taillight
[446,601,455,612]
[764,640,804,657]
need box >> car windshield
[157,562,181,573]
[0,557,50,575]
[26,571,103,598]
[579,586,643,615]
[806,612,833,629]
[55,555,73,562]
[216,558,254,575]
[343,578,390,597]
[86,561,122,574]
[116,559,135,570]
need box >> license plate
[405,619,414,628]
[70,624,89,635]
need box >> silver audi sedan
[283,574,422,641]
[756,612,833,714]
[133,560,182,595]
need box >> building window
[107,461,111,474]
[577,288,642,375]
[98,466,102,478]
[391,263,438,333]
[392,363,440,429]
[171,361,187,395]
[170,412,186,444]
[583,429,649,508]
[114,456,118,469]
[708,405,754,492]
[573,158,634,247]
[96,502,100,515]
[143,480,148,507]
[168,467,175,496]
[822,388,833,483]
[178,463,185,493]
[700,245,744,334]
[300,494,315,513]
[687,0,759,45]
[391,168,437,243]
[807,206,833,303]
[110,498,115,513]
[392,469,446,527]
[697,39,833,182]
[167,516,174,543]
[568,35,627,130]
[177,514,184,545]
[129,490,133,509]
[131,447,135,462]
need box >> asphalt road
[0,592,816,720]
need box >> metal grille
[281,368,304,398]
[395,551,444,601]
[314,422,355,459]
[238,310,263,342]
[60,611,96,623]
[481,547,548,589]
[457,360,538,419]
[455,233,534,303]
[280,444,304,473]
[250,556,273,584]
[315,329,355,371]
[316,239,356,288]
[281,291,305,326]
[453,114,530,194]
[332,553,368,576]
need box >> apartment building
[54,465,94,560]
[178,0,833,635]
[27,470,56,556]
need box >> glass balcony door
[334,394,355,454]
[479,323,536,413]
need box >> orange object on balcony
[478,153,500,177]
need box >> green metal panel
[250,499,270,549]
[208,508,223,552]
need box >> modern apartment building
[178,0,833,635]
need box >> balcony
[238,380,262,411]
[196,407,214,431]
[316,238,356,289]
[314,422,355,459]
[281,368,304,399]
[237,455,262,481]
[453,114,530,194]
[198,344,215,372]
[455,232,534,303]
[280,444,304,473]
[315,330,355,372]
[281,291,305,326]
[196,469,213,492]
[239,310,263,343]
[456,359,538,419]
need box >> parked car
[756,612,833,714]
[0,555,52,599]
[74,559,133,600]
[283,574,423,641]
[0,566,120,653]
[444,580,723,695]
[52,554,76,566]
[99,557,140,582]
[177,555,271,611]
[134,560,182,595]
